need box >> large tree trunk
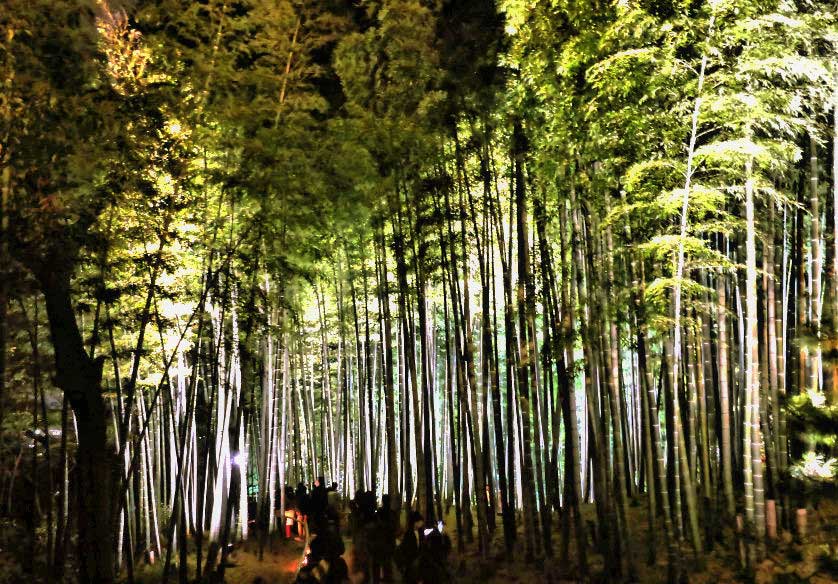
[40,271,114,583]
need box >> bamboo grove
[1,0,838,582]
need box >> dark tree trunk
[39,270,114,583]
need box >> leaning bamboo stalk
[668,11,716,555]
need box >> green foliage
[787,393,838,449]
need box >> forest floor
[222,537,306,584]
[128,535,305,584]
[124,496,838,584]
[446,497,838,584]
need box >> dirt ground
[126,496,838,583]
[128,536,304,584]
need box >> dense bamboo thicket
[1,0,838,583]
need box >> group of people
[348,491,452,584]
[288,480,453,583]
[293,477,348,584]
[283,478,340,540]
